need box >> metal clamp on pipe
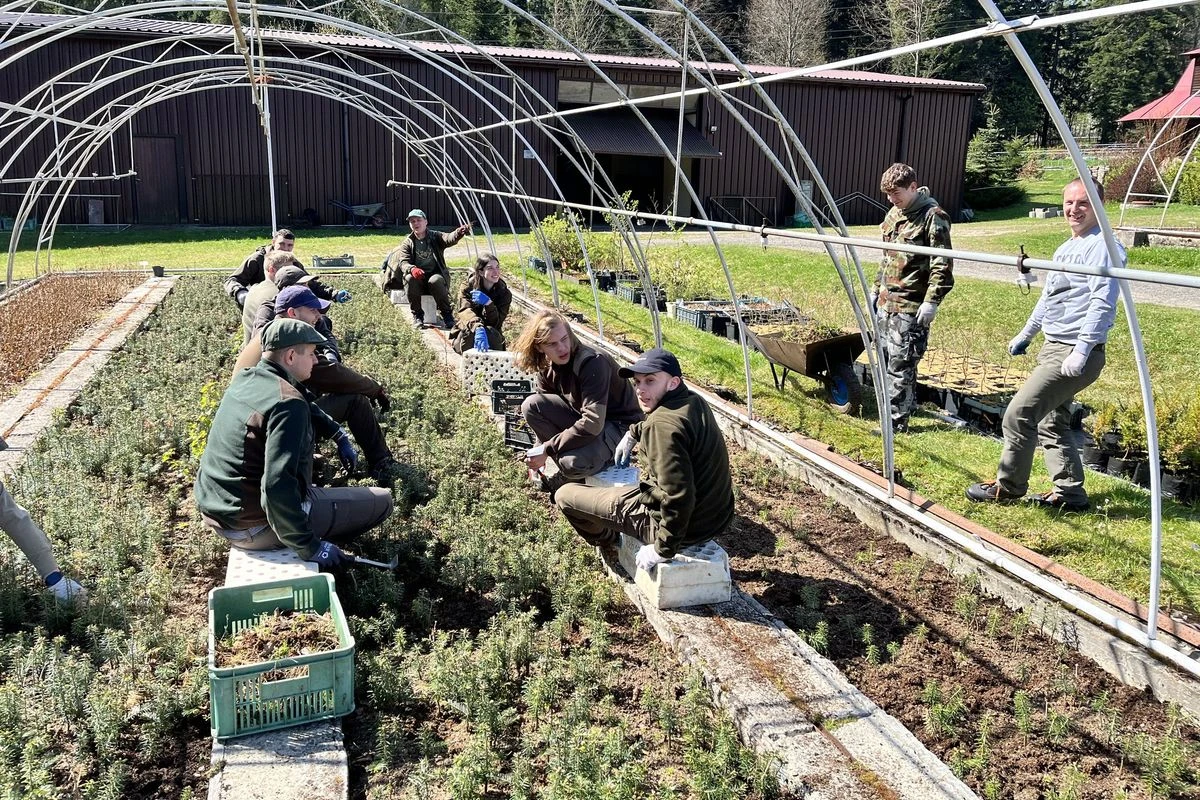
[1014,244,1036,293]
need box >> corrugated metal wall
[696,80,976,226]
[0,29,975,229]
[0,32,558,228]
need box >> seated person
[513,311,643,490]
[194,318,393,567]
[0,438,86,604]
[554,348,735,572]
[234,287,400,486]
[450,253,512,354]
[381,210,470,329]
[224,228,348,309]
[242,255,314,344]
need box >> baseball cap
[618,347,682,379]
[273,265,313,288]
[260,318,327,351]
[406,209,427,220]
[276,286,331,314]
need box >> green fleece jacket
[631,382,734,558]
[194,359,340,559]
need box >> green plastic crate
[208,574,355,740]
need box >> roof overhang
[562,109,721,159]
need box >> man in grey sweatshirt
[966,178,1122,512]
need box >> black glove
[373,387,391,414]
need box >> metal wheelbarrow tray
[744,324,866,414]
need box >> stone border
[395,293,978,798]
[0,275,176,475]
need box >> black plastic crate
[675,304,711,330]
[616,282,643,305]
[705,312,733,338]
[503,412,536,450]
[528,256,548,273]
[491,379,532,414]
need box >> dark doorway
[555,152,666,225]
[133,136,181,224]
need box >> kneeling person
[194,318,393,567]
[554,348,734,572]
[514,311,643,486]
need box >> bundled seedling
[214,609,340,677]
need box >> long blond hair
[513,310,574,373]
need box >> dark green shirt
[194,359,339,559]
[630,383,734,558]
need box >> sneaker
[413,315,425,329]
[1030,491,1090,512]
[965,480,1023,504]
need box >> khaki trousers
[0,479,58,579]
[996,341,1104,503]
[554,483,652,546]
[218,486,394,552]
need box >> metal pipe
[974,0,1165,642]
[511,287,1200,681]
[408,0,1196,147]
[386,179,1200,290]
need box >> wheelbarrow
[328,199,389,230]
[743,324,866,414]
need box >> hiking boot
[965,480,1023,504]
[441,312,455,330]
[369,457,402,487]
[1030,491,1090,512]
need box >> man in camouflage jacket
[872,163,954,431]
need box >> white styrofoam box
[584,464,640,488]
[224,546,317,587]
[389,291,445,324]
[615,535,732,609]
[421,294,439,321]
[460,349,538,396]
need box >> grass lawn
[516,258,1200,615]
[6,185,1198,611]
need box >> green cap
[406,209,426,220]
[260,318,327,351]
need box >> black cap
[618,347,682,379]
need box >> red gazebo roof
[1120,55,1200,122]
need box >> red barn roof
[1120,54,1200,122]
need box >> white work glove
[1008,335,1031,357]
[915,302,938,327]
[47,575,86,605]
[635,544,668,572]
[1061,350,1088,377]
[614,431,636,468]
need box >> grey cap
[273,265,313,288]
[406,209,426,220]
[260,318,327,351]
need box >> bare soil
[0,273,141,397]
[720,447,1200,799]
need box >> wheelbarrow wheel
[825,362,862,415]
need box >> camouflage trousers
[879,311,929,429]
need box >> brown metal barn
[0,12,983,229]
